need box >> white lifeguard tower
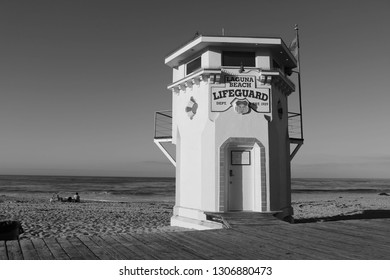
[154,34,303,229]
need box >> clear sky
[0,0,389,178]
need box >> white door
[228,149,254,211]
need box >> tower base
[170,206,224,230]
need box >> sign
[231,150,251,165]
[211,75,270,114]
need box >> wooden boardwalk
[1,218,390,260]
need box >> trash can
[0,221,24,240]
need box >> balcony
[154,110,303,163]
[153,111,175,166]
[288,112,304,160]
[154,110,173,139]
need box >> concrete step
[204,211,287,228]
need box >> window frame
[186,56,202,75]
[222,51,256,67]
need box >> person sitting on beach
[73,192,80,203]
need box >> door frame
[228,148,254,211]
[219,137,268,212]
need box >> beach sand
[0,193,189,239]
[292,192,390,221]
[1,191,389,239]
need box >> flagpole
[295,24,304,141]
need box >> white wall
[172,69,276,217]
[170,54,293,225]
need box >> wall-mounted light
[239,62,245,73]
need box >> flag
[289,35,299,60]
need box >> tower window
[222,51,255,67]
[273,59,280,70]
[186,57,201,75]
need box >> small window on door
[231,150,251,165]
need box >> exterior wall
[173,49,220,83]
[255,51,271,69]
[268,84,293,217]
[171,80,216,223]
[173,64,185,82]
[172,68,276,220]
[213,85,271,212]
[168,46,295,228]
[202,49,221,69]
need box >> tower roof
[165,35,297,69]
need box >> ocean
[0,175,176,202]
[0,175,389,202]
[291,178,390,193]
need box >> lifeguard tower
[154,34,303,229]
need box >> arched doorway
[219,138,267,212]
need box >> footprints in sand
[1,198,175,239]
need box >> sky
[0,0,389,178]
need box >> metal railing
[155,110,303,142]
[154,110,173,139]
[288,112,303,140]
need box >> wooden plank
[5,240,23,260]
[325,220,390,240]
[209,227,321,259]
[68,237,99,260]
[163,231,227,260]
[0,241,8,260]
[109,234,155,259]
[235,225,352,259]
[123,232,163,245]
[312,219,390,236]
[182,229,277,260]
[163,230,246,260]
[127,232,199,260]
[214,227,310,259]
[154,233,208,260]
[296,223,390,258]
[299,222,388,245]
[44,238,70,260]
[353,221,390,235]
[92,235,130,260]
[154,232,209,260]
[89,235,126,260]
[100,234,145,259]
[304,221,390,243]
[219,226,315,259]
[19,239,40,260]
[31,238,54,260]
[199,229,284,259]
[258,225,361,259]
[347,218,390,230]
[175,230,244,259]
[217,227,317,259]
[126,232,206,260]
[78,236,117,260]
[56,238,86,260]
[318,220,388,236]
[122,232,196,259]
[259,224,385,259]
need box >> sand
[1,191,389,239]
[292,192,390,221]
[0,194,188,239]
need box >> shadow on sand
[294,209,390,224]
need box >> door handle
[230,170,233,176]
